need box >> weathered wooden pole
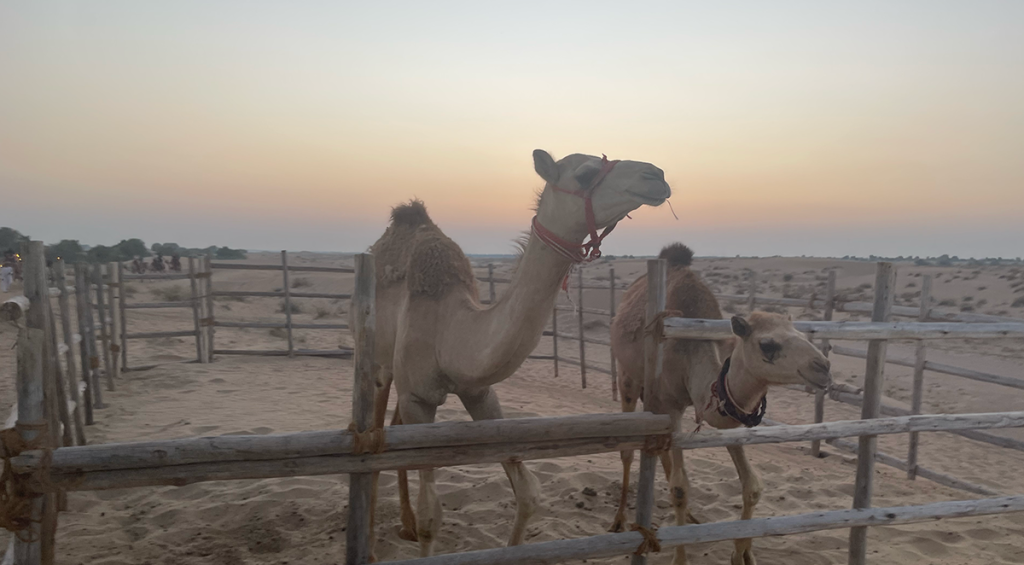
[187,257,204,363]
[609,267,618,402]
[81,265,104,409]
[92,264,114,392]
[577,268,586,389]
[907,274,933,479]
[106,262,121,381]
[346,253,376,565]
[15,241,49,564]
[53,260,86,445]
[811,269,837,457]
[747,269,757,313]
[487,263,496,304]
[631,258,666,565]
[203,255,215,362]
[117,261,128,369]
[281,250,294,356]
[551,309,559,378]
[848,262,896,565]
[73,264,95,423]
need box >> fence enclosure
[4,248,1024,565]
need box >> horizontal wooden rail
[124,301,193,310]
[213,321,348,330]
[10,411,1023,493]
[124,330,198,340]
[289,292,351,299]
[716,293,1021,324]
[554,305,613,317]
[121,274,192,281]
[552,356,614,376]
[663,319,1024,341]
[212,290,350,300]
[527,354,555,360]
[389,496,1024,565]
[209,262,354,273]
[830,345,1024,391]
[542,330,611,347]
[212,348,352,357]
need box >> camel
[609,243,832,565]
[360,150,671,557]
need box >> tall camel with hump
[361,150,671,556]
[610,243,832,565]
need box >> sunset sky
[1,1,1022,258]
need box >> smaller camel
[610,243,832,565]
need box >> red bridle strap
[533,155,620,264]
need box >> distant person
[170,253,182,272]
[151,254,165,273]
[1,254,13,293]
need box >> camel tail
[658,243,694,267]
[390,199,432,227]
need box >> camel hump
[407,230,475,297]
[391,199,431,227]
[658,243,694,267]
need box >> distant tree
[0,226,28,253]
[151,242,181,256]
[114,238,150,260]
[47,239,84,263]
[215,246,247,260]
[86,245,118,263]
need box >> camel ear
[731,315,752,338]
[533,150,559,184]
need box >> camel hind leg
[459,387,540,547]
[392,406,418,542]
[399,395,441,557]
[727,445,763,565]
[609,391,638,533]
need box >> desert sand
[2,251,1023,564]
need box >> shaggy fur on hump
[370,199,475,297]
[658,243,694,267]
[613,244,720,342]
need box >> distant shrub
[976,299,988,308]
[938,299,956,307]
[960,304,975,312]
[977,286,987,291]
[1012,297,1024,308]
[314,306,332,319]
[152,285,188,302]
[279,301,302,314]
[291,277,312,288]
[905,282,916,288]
[269,328,287,339]
[121,283,139,298]
[783,274,794,282]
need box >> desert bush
[291,277,312,288]
[783,273,794,282]
[279,301,303,314]
[121,283,139,298]
[962,296,974,302]
[152,285,188,302]
[977,286,987,291]
[938,299,956,307]
[315,306,333,319]
[1012,297,1024,308]
[905,281,916,288]
[269,328,287,339]
[976,299,988,308]
[960,304,975,312]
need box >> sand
[2,252,1024,564]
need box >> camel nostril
[641,169,665,182]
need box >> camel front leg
[609,392,639,533]
[368,368,394,559]
[392,406,418,542]
[459,387,540,547]
[399,396,441,557]
[727,445,763,565]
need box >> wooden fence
[6,249,1024,565]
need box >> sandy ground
[2,252,1023,564]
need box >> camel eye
[574,164,601,189]
[759,339,781,361]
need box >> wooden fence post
[281,250,294,356]
[907,275,933,479]
[346,253,376,565]
[811,269,837,457]
[631,258,666,565]
[187,257,204,363]
[106,263,121,382]
[577,268,586,389]
[117,261,128,369]
[82,266,104,409]
[92,264,114,392]
[16,241,51,564]
[551,309,559,378]
[609,267,618,401]
[747,269,757,313]
[73,264,94,424]
[488,263,496,304]
[848,262,896,565]
[53,260,86,445]
[204,256,215,362]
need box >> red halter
[532,154,620,265]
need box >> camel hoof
[685,510,701,524]
[608,517,626,533]
[731,548,756,565]
[398,527,419,542]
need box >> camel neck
[721,353,769,415]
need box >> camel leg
[661,444,700,526]
[368,368,394,561]
[668,446,692,565]
[609,392,638,533]
[392,406,418,542]
[459,387,540,547]
[399,396,441,557]
[727,445,762,565]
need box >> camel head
[729,312,832,390]
[532,150,671,246]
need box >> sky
[1,1,1022,258]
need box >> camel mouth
[625,189,669,206]
[798,370,832,391]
